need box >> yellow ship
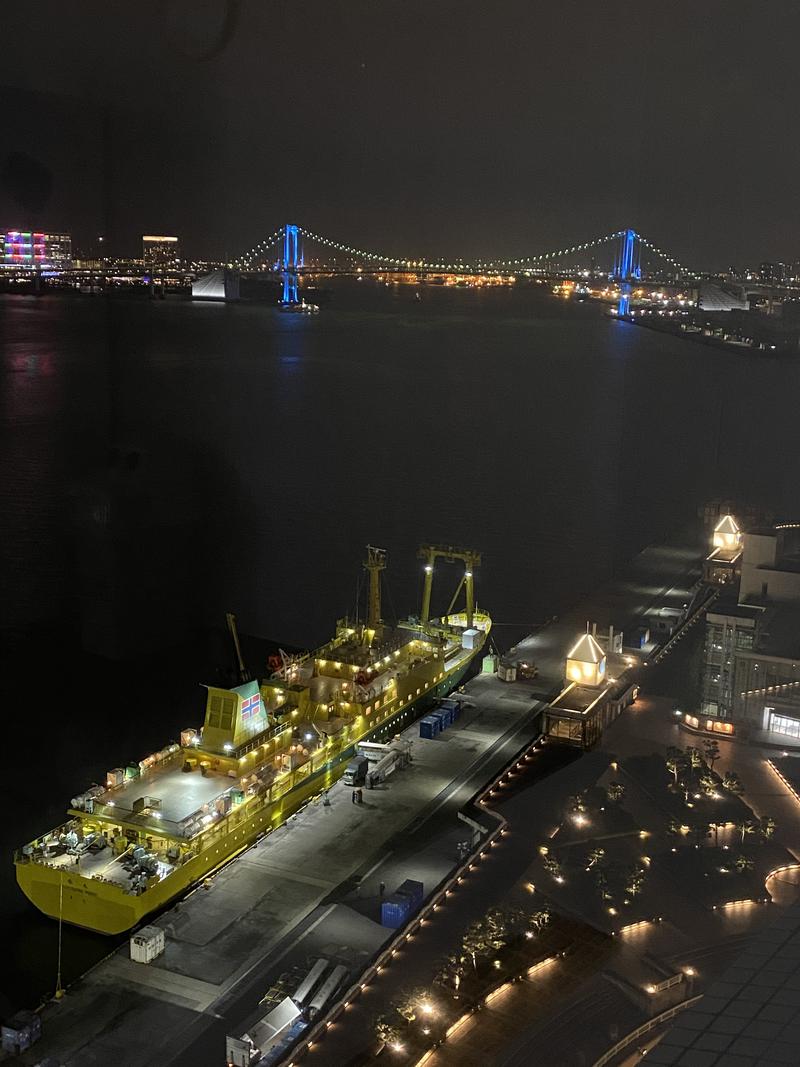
[16,546,490,935]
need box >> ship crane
[418,544,482,630]
[225,612,251,683]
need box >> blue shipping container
[381,895,411,929]
[419,716,439,739]
[431,711,448,732]
[396,879,424,908]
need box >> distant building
[2,230,72,269]
[696,282,749,312]
[739,524,800,604]
[191,268,240,301]
[699,522,800,740]
[142,235,180,270]
[759,261,788,284]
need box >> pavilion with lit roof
[545,629,638,748]
[703,513,743,584]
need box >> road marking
[361,852,392,880]
[247,859,335,889]
[219,903,337,1008]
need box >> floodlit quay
[15,530,724,1067]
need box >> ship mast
[363,546,387,631]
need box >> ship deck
[45,846,173,889]
[97,761,236,825]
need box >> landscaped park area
[364,737,795,1066]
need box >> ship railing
[15,820,83,864]
[234,720,294,760]
[87,800,187,840]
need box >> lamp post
[55,871,65,1000]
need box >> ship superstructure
[16,546,490,934]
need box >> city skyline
[2,2,800,268]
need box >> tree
[759,816,776,841]
[567,792,587,814]
[606,781,626,804]
[685,746,704,769]
[462,909,507,971]
[394,987,431,1024]
[737,819,756,845]
[625,865,647,897]
[699,772,717,797]
[434,953,467,996]
[723,770,743,795]
[585,846,606,870]
[667,817,685,839]
[543,854,563,880]
[594,869,612,900]
[666,747,686,785]
[734,853,754,873]
[375,1014,401,1048]
[530,907,551,933]
[702,738,721,771]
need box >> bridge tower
[613,228,641,317]
[280,224,302,306]
[613,229,641,283]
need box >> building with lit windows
[700,522,800,740]
[2,230,72,269]
[142,235,180,270]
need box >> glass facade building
[700,605,756,719]
[2,231,72,269]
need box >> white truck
[364,739,412,788]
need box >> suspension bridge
[230,224,690,309]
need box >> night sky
[2,0,799,268]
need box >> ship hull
[16,643,484,935]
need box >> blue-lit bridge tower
[613,228,642,317]
[280,224,302,306]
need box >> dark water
[1,282,799,1011]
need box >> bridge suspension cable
[637,236,688,276]
[233,227,284,268]
[233,223,691,277]
[488,230,626,268]
[300,227,630,272]
[298,227,472,272]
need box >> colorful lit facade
[2,230,72,269]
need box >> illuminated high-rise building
[2,230,72,269]
[142,235,180,270]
